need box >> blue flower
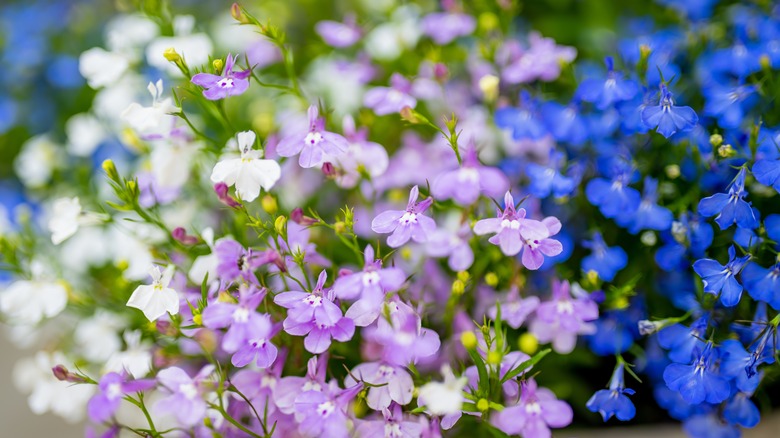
[702,83,757,130]
[719,339,761,392]
[581,232,628,281]
[619,177,673,233]
[540,101,588,146]
[752,157,780,193]
[587,308,640,355]
[657,315,709,363]
[495,91,547,140]
[741,261,780,309]
[692,246,751,307]
[683,413,741,438]
[525,151,575,199]
[585,159,641,222]
[586,363,636,421]
[698,168,759,230]
[663,342,730,404]
[723,391,760,428]
[641,84,698,138]
[577,57,640,109]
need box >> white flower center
[250,338,267,349]
[232,307,249,324]
[377,365,395,378]
[501,219,521,230]
[525,238,540,249]
[217,78,235,88]
[317,401,336,418]
[385,423,403,438]
[302,381,322,392]
[362,271,381,287]
[261,375,276,389]
[387,90,404,104]
[305,132,324,146]
[457,168,479,183]
[106,382,123,400]
[525,401,542,415]
[179,383,198,400]
[395,331,415,346]
[556,300,573,315]
[399,212,418,225]
[304,295,323,307]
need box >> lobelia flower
[191,53,251,100]
[522,216,564,270]
[365,300,441,366]
[154,365,215,427]
[417,365,468,416]
[420,12,476,45]
[581,232,628,282]
[363,73,417,116]
[741,261,780,309]
[426,223,475,271]
[48,197,104,245]
[105,331,153,378]
[585,159,641,222]
[657,315,709,364]
[621,177,674,233]
[276,105,349,168]
[663,341,730,405]
[525,150,577,199]
[121,80,180,138]
[273,355,329,415]
[473,191,551,260]
[719,339,762,392]
[331,115,389,188]
[344,361,414,410]
[752,155,780,194]
[698,167,758,230]
[692,246,751,307]
[586,363,636,422]
[540,102,588,147]
[210,130,281,202]
[493,379,573,437]
[371,185,436,248]
[293,382,363,438]
[487,287,540,329]
[577,57,639,109]
[333,244,405,326]
[201,285,278,368]
[355,403,424,438]
[641,83,698,138]
[315,16,361,48]
[126,265,180,322]
[0,272,67,325]
[530,280,598,354]
[432,144,509,205]
[87,372,155,423]
[501,32,577,84]
[702,83,757,130]
[273,271,355,354]
[215,238,267,284]
[723,383,761,428]
[494,91,548,140]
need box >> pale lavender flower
[315,16,361,48]
[331,115,389,188]
[136,172,179,208]
[421,12,476,45]
[273,271,355,354]
[365,300,441,366]
[426,224,474,271]
[215,239,281,284]
[154,365,214,427]
[276,105,349,168]
[371,185,436,248]
[87,372,155,423]
[364,73,417,116]
[501,32,577,84]
[473,191,550,260]
[191,54,251,100]
[293,383,362,438]
[432,144,508,205]
[487,287,540,329]
[273,355,330,415]
[355,404,424,438]
[493,379,573,437]
[530,280,598,354]
[230,352,286,417]
[521,216,564,270]
[345,361,414,410]
[201,285,277,368]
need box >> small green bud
[460,331,478,350]
[476,398,490,412]
[274,215,287,236]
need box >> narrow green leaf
[500,348,552,384]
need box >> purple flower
[215,238,278,284]
[191,54,251,100]
[698,167,759,230]
[315,16,361,48]
[276,105,349,168]
[501,32,577,84]
[365,300,441,366]
[493,379,573,437]
[426,224,474,271]
[273,355,329,415]
[663,341,730,404]
[521,216,564,270]
[473,191,553,262]
[345,361,413,410]
[273,271,355,354]
[371,185,436,248]
[154,365,214,427]
[530,280,598,353]
[693,245,751,307]
[334,245,406,326]
[293,383,362,438]
[87,372,155,423]
[355,404,424,438]
[364,73,417,116]
[432,145,508,205]
[487,287,540,329]
[420,12,476,45]
[201,285,278,368]
[586,363,636,421]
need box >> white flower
[149,135,197,189]
[14,351,94,422]
[0,279,67,325]
[145,16,212,77]
[105,330,153,378]
[210,131,282,202]
[121,79,180,138]
[65,112,107,157]
[14,135,63,188]
[417,365,467,415]
[106,14,159,55]
[79,47,130,89]
[364,5,421,61]
[74,311,125,362]
[188,228,219,284]
[47,197,103,245]
[109,226,158,281]
[126,265,180,321]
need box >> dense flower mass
[2,0,780,437]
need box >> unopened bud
[214,183,241,208]
[718,144,736,158]
[322,162,336,178]
[640,231,657,246]
[102,159,120,183]
[518,332,539,354]
[476,398,490,412]
[231,3,252,24]
[172,227,199,245]
[487,350,502,365]
[478,12,498,31]
[52,365,85,383]
[451,279,465,295]
[485,272,499,287]
[213,58,224,74]
[400,106,425,124]
[163,47,181,63]
[261,195,278,215]
[274,215,287,236]
[710,133,723,147]
[334,221,346,234]
[156,320,178,336]
[460,331,478,350]
[760,54,771,70]
[665,164,681,179]
[638,319,663,335]
[125,180,138,198]
[290,207,318,225]
[433,63,448,81]
[478,74,500,102]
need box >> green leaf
[200,273,209,308]
[467,348,489,394]
[500,348,552,384]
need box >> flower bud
[433,63,448,81]
[760,54,771,70]
[172,227,199,245]
[638,319,663,335]
[125,179,139,199]
[156,320,178,336]
[274,215,287,236]
[334,221,346,234]
[102,159,120,183]
[231,3,252,24]
[400,106,426,124]
[665,164,681,179]
[163,47,181,63]
[290,207,318,225]
[214,183,241,208]
[518,332,539,354]
[460,331,477,350]
[261,195,278,215]
[457,271,470,283]
[451,279,465,295]
[322,162,336,178]
[476,398,490,412]
[709,133,723,148]
[478,12,498,31]
[640,231,657,246]
[485,272,499,287]
[487,350,502,365]
[52,365,85,383]
[717,144,736,158]
[212,58,224,74]
[478,74,500,102]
